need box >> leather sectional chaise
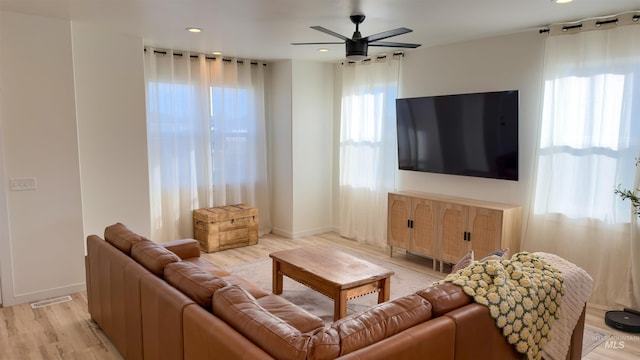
[85,223,586,359]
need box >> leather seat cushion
[213,285,311,360]
[222,275,269,299]
[185,257,230,277]
[331,294,432,356]
[104,223,146,255]
[416,282,472,316]
[131,240,181,278]
[164,261,229,310]
[256,294,324,333]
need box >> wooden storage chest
[193,204,259,253]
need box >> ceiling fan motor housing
[346,40,368,59]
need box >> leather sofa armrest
[445,303,521,360]
[163,238,201,259]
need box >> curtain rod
[143,48,267,66]
[341,51,404,65]
[539,12,640,35]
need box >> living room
[0,0,639,358]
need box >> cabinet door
[468,207,503,259]
[410,199,437,258]
[387,194,411,249]
[439,203,468,263]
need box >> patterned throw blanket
[437,252,566,360]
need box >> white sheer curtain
[339,56,401,246]
[526,19,640,308]
[144,48,271,242]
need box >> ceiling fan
[292,14,421,61]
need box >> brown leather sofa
[85,223,586,360]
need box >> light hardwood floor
[0,232,638,359]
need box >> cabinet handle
[409,220,414,228]
[407,219,411,228]
[467,232,471,242]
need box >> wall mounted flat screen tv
[396,90,519,181]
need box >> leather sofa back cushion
[131,240,180,278]
[213,285,310,360]
[164,261,228,310]
[331,294,432,356]
[416,282,472,316]
[104,223,146,255]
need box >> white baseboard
[1,282,86,307]
[271,227,294,238]
[271,226,336,239]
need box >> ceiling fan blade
[291,42,344,45]
[368,41,421,48]
[364,27,412,42]
[310,26,350,41]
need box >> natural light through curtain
[339,56,400,246]
[526,22,640,308]
[144,49,270,242]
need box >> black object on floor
[605,308,640,333]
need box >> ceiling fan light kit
[293,14,421,61]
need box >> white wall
[269,60,334,238]
[0,11,85,306]
[269,60,294,236]
[395,31,546,234]
[71,22,151,239]
[291,61,333,236]
[0,13,151,306]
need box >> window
[534,50,640,223]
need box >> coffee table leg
[335,290,348,321]
[272,260,283,295]
[378,277,391,303]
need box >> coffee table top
[269,246,394,289]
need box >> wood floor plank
[0,293,122,360]
[0,231,637,359]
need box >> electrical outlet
[10,177,37,191]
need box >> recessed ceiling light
[212,51,222,55]
[318,48,329,53]
[186,27,202,33]
[553,0,573,4]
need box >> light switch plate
[10,177,37,191]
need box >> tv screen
[396,90,519,181]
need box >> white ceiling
[1,0,639,62]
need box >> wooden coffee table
[269,246,394,321]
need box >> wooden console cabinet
[387,191,522,270]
